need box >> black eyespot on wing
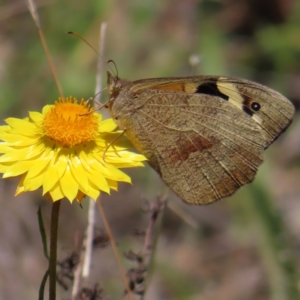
[196,82,229,101]
[241,95,261,116]
[251,102,261,111]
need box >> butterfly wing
[109,76,294,204]
[206,77,294,147]
[132,76,295,148]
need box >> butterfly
[106,72,294,204]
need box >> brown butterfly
[106,73,294,205]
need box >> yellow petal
[0,125,10,133]
[48,183,64,201]
[26,148,53,179]
[5,118,37,131]
[42,105,53,115]
[23,172,44,191]
[92,159,131,183]
[0,143,44,162]
[55,150,70,180]
[8,127,40,137]
[85,181,101,200]
[82,163,110,193]
[70,155,89,193]
[60,166,79,201]
[15,174,26,195]
[0,162,13,173]
[109,161,145,168]
[0,133,40,147]
[106,179,118,191]
[99,118,117,132]
[15,184,25,195]
[43,161,59,193]
[2,160,33,177]
[29,111,43,124]
[0,143,13,153]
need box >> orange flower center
[42,97,99,147]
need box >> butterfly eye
[251,102,261,111]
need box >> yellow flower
[0,97,146,203]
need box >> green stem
[38,206,49,260]
[48,200,61,300]
[39,270,49,300]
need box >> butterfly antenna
[67,31,101,56]
[107,59,119,79]
[90,86,108,106]
[67,31,116,75]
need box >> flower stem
[48,200,61,300]
[25,0,64,97]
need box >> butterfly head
[107,71,122,99]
